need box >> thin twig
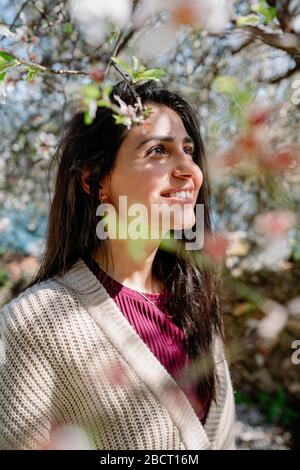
[30,1,53,28]
[109,60,143,108]
[104,32,141,106]
[9,0,31,32]
[103,31,125,78]
[0,47,90,76]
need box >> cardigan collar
[56,257,228,450]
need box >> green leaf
[237,14,260,26]
[112,113,130,126]
[111,55,166,84]
[0,59,6,71]
[82,84,100,99]
[143,105,153,118]
[107,21,119,46]
[132,56,139,72]
[213,76,240,95]
[107,30,118,46]
[131,72,141,83]
[141,68,166,78]
[132,68,166,83]
[0,269,8,287]
[102,83,113,99]
[265,7,276,23]
[251,1,276,24]
[0,71,6,81]
[96,99,109,107]
[23,66,40,80]
[0,50,14,62]
[111,56,132,74]
[0,56,16,72]
[62,23,73,35]
[83,110,94,125]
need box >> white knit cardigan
[0,257,236,450]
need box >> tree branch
[235,25,300,60]
[9,0,31,32]
[231,36,255,54]
[257,63,299,84]
[0,47,90,76]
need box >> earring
[99,192,107,204]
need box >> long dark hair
[27,79,224,404]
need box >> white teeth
[166,191,192,199]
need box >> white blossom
[132,0,174,28]
[88,98,97,120]
[287,297,300,318]
[258,300,289,341]
[68,0,132,45]
[0,25,16,38]
[189,0,232,33]
[292,15,300,33]
[113,94,135,116]
[0,81,7,104]
[0,217,11,232]
[135,22,178,60]
[133,0,232,32]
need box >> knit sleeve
[213,334,237,450]
[217,358,237,450]
[0,296,56,450]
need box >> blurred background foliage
[0,0,300,449]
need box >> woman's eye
[145,145,194,157]
[184,147,194,155]
[146,145,166,156]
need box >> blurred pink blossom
[256,211,295,238]
[203,232,229,263]
[102,363,130,387]
[42,425,92,450]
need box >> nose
[172,158,203,188]
[173,164,193,178]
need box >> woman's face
[102,103,203,238]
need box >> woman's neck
[94,238,164,294]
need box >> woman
[0,79,236,450]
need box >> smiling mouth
[161,190,193,202]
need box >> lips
[160,191,193,204]
[160,187,194,202]
[160,187,194,196]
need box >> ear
[80,164,106,201]
[80,163,91,195]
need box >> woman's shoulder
[0,277,74,335]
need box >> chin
[171,215,196,231]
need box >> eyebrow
[134,135,194,151]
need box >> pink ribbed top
[82,252,210,424]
